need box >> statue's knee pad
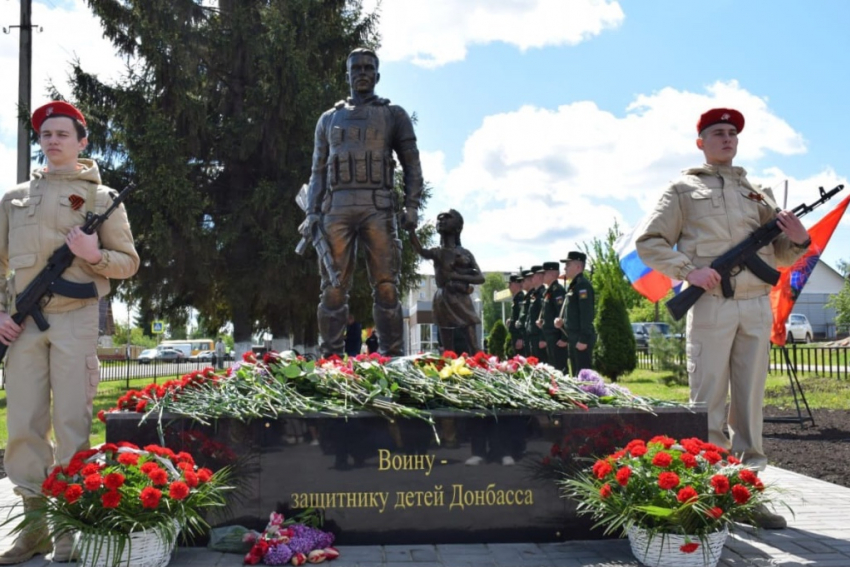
[321,288,348,311]
[373,282,398,308]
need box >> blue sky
[2,0,849,281]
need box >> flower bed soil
[1,405,847,488]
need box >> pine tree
[64,0,429,345]
[488,320,507,359]
[593,286,637,381]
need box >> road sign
[151,320,165,334]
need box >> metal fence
[636,344,850,380]
[96,358,234,387]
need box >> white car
[189,350,215,362]
[786,313,813,344]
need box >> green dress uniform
[509,289,525,355]
[525,284,548,363]
[540,280,568,373]
[561,272,596,375]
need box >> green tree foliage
[593,286,636,381]
[488,320,507,359]
[504,332,515,358]
[826,260,850,335]
[649,319,687,385]
[64,0,430,344]
[480,272,507,334]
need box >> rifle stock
[664,184,844,321]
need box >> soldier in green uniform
[524,265,547,363]
[515,268,535,356]
[537,262,569,373]
[505,273,525,356]
[555,251,596,375]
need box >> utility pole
[4,0,34,183]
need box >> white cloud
[1,0,127,190]
[421,80,815,271]
[364,0,624,68]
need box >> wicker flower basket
[627,525,728,567]
[76,521,179,567]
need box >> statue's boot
[318,304,348,357]
[374,302,403,357]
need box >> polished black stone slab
[106,407,707,544]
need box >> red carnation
[140,462,159,474]
[97,410,107,423]
[629,445,647,457]
[183,470,199,488]
[197,468,213,483]
[732,484,751,504]
[680,542,700,553]
[102,473,124,490]
[615,467,631,486]
[739,469,758,485]
[680,438,702,455]
[728,455,742,465]
[526,356,539,366]
[679,453,697,469]
[592,459,613,479]
[140,487,162,509]
[64,484,83,504]
[147,468,169,486]
[677,486,698,503]
[84,474,103,491]
[599,483,613,499]
[658,472,680,490]
[702,451,722,465]
[102,490,122,508]
[706,507,723,519]
[652,452,673,468]
[648,435,675,449]
[711,474,730,494]
[117,453,139,466]
[169,481,190,500]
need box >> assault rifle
[666,184,845,321]
[295,184,341,287]
[0,183,136,360]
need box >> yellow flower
[439,357,472,379]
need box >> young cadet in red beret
[0,101,139,563]
[636,108,810,529]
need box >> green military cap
[542,261,560,271]
[509,274,522,283]
[531,265,544,274]
[560,251,587,263]
[522,269,535,278]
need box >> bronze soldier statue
[300,48,423,357]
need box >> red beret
[697,108,744,134]
[31,101,87,134]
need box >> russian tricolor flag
[615,219,677,303]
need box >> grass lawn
[1,368,847,450]
[0,376,182,450]
[618,369,850,410]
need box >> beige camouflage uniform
[0,159,139,496]
[636,164,806,469]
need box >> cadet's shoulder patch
[579,289,588,299]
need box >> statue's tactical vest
[327,102,396,191]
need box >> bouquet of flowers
[562,436,787,554]
[36,442,232,563]
[243,511,339,565]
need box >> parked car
[138,346,186,364]
[786,313,813,344]
[189,350,215,362]
[632,322,679,351]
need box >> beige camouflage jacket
[636,164,806,299]
[0,159,139,314]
